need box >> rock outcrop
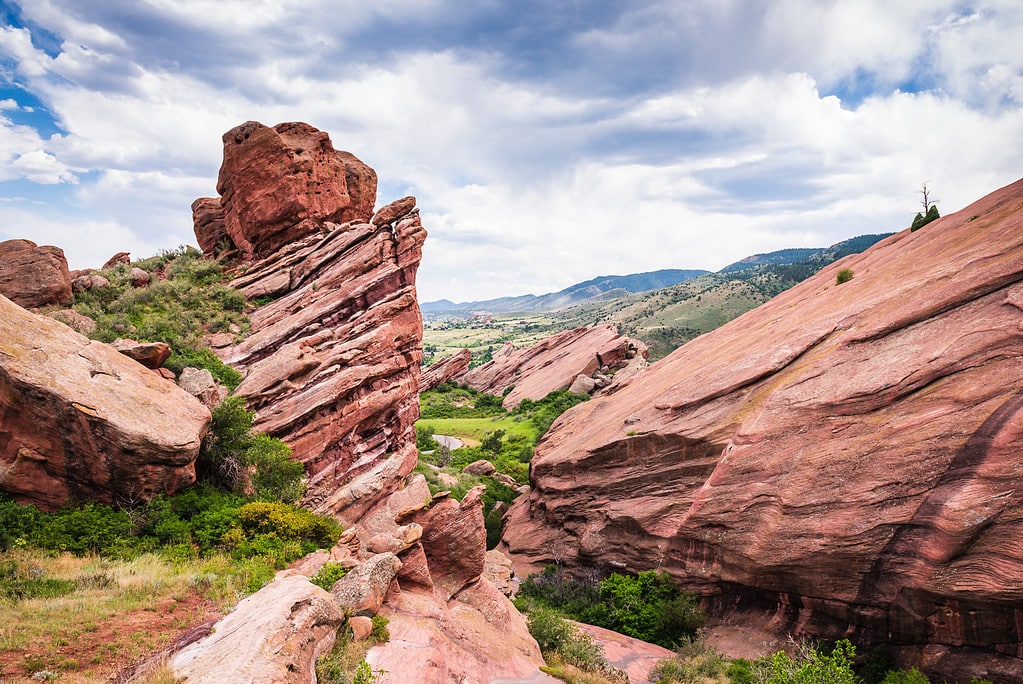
[0,294,210,510]
[0,239,72,308]
[420,348,471,392]
[207,121,378,258]
[502,179,1023,681]
[460,324,648,408]
[169,572,344,684]
[198,122,424,521]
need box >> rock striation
[198,122,425,522]
[420,348,472,392]
[503,178,1023,681]
[0,239,73,309]
[0,294,210,510]
[460,324,648,408]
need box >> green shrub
[519,567,704,649]
[247,434,307,503]
[370,615,390,642]
[199,397,306,501]
[311,562,349,591]
[757,639,857,684]
[836,268,854,285]
[880,668,930,684]
[527,608,614,675]
[651,635,728,683]
[910,204,940,231]
[235,501,342,550]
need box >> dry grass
[0,549,243,683]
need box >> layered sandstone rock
[0,239,72,308]
[420,348,471,392]
[460,324,648,408]
[209,121,378,258]
[358,476,556,684]
[191,197,230,256]
[169,572,344,684]
[503,178,1023,681]
[199,122,424,521]
[0,295,209,510]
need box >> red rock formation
[199,121,423,521]
[191,197,232,257]
[460,324,648,408]
[420,348,471,392]
[502,178,1023,681]
[101,252,130,270]
[110,339,172,369]
[169,573,343,684]
[404,487,487,600]
[0,295,210,510]
[211,121,378,258]
[0,239,72,308]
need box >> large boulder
[0,295,210,510]
[404,487,487,599]
[212,121,378,258]
[197,122,425,522]
[420,348,471,392]
[502,178,1023,681]
[460,324,649,408]
[0,239,72,308]
[170,573,343,684]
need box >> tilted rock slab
[200,123,426,521]
[420,347,471,392]
[503,178,1023,681]
[0,295,209,510]
[0,239,72,309]
[170,572,344,684]
[460,324,649,409]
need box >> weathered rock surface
[47,309,97,336]
[170,572,343,684]
[191,196,231,256]
[72,273,110,293]
[503,178,1023,681]
[460,324,648,408]
[199,121,425,522]
[404,487,487,600]
[368,580,558,684]
[0,239,72,308]
[0,294,210,510]
[331,552,402,616]
[420,347,472,392]
[573,622,674,684]
[110,339,172,369]
[210,121,378,258]
[101,252,130,270]
[177,367,221,407]
[129,267,151,288]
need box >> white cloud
[1,0,1021,302]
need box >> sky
[1,1,1021,303]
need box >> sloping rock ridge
[503,178,1023,682]
[198,123,425,522]
[0,295,210,510]
[460,324,649,408]
[420,348,471,392]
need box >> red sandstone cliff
[503,178,1023,682]
[196,123,424,522]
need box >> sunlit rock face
[0,294,209,510]
[196,122,426,521]
[503,178,1023,682]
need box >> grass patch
[0,548,244,682]
[416,416,535,443]
[316,617,389,684]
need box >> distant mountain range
[422,269,710,314]
[422,234,892,318]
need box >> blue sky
[1,1,1021,302]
